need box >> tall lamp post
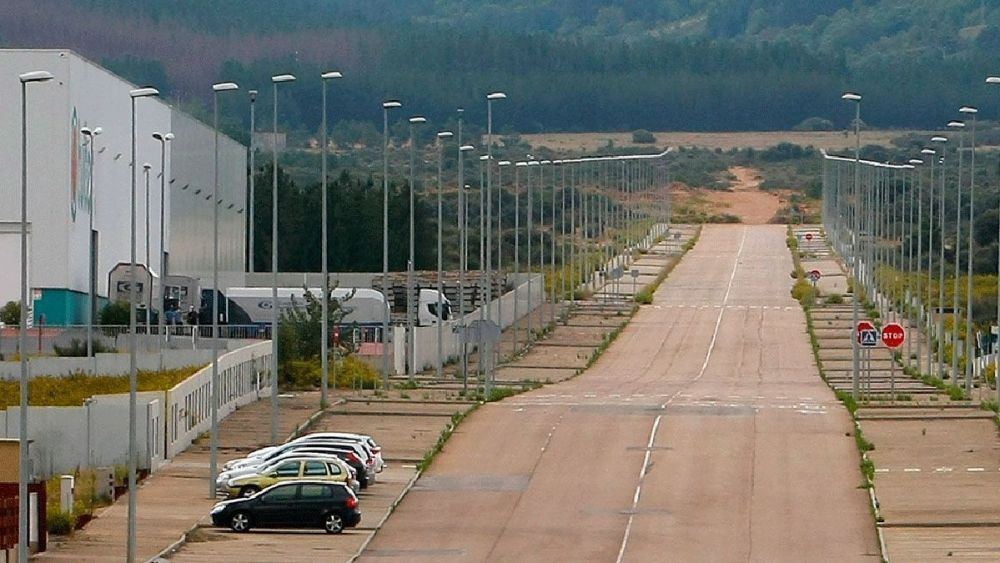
[407,116,426,380]
[127,85,159,563]
[270,74,295,442]
[458,145,475,391]
[497,159,511,359]
[17,69,53,563]
[842,91,862,400]
[81,126,102,358]
[959,105,978,393]
[248,89,257,273]
[947,120,965,382]
[381,100,401,386]
[143,163,152,281]
[989,76,1000,403]
[209,81,239,497]
[152,132,173,350]
[435,131,453,379]
[320,71,342,408]
[931,135,948,380]
[485,92,506,332]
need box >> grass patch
[0,367,200,410]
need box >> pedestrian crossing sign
[859,329,878,347]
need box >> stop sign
[881,323,905,349]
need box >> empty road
[361,225,879,562]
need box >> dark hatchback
[210,481,361,534]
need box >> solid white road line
[616,227,747,563]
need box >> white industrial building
[0,50,247,325]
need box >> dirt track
[361,225,879,561]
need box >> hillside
[2,0,997,135]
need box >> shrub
[631,129,656,144]
[47,510,75,535]
[99,301,130,326]
[0,301,20,325]
[825,294,844,305]
[791,278,815,308]
[279,356,381,390]
[634,288,653,304]
[53,338,116,357]
[792,117,835,131]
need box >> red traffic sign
[808,269,821,282]
[881,323,905,349]
[857,320,878,347]
[805,233,814,241]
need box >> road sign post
[882,323,905,401]
[808,269,821,289]
[857,320,878,403]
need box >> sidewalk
[795,226,1000,561]
[35,392,322,562]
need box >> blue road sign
[860,329,879,347]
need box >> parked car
[217,451,356,491]
[210,481,361,534]
[292,433,386,473]
[220,456,359,498]
[221,445,373,489]
[224,440,377,484]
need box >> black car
[210,481,361,534]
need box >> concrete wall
[0,392,160,478]
[397,274,544,374]
[0,341,269,477]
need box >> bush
[53,338,116,357]
[280,356,381,390]
[99,301,130,325]
[47,509,75,535]
[0,301,20,325]
[631,129,656,144]
[825,294,844,305]
[792,117,835,131]
[791,278,815,308]
[634,288,653,304]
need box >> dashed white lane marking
[967,467,985,472]
[875,468,890,473]
[903,468,921,473]
[616,227,747,563]
[934,467,952,473]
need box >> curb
[348,468,423,563]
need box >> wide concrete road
[361,225,879,562]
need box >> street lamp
[908,158,924,369]
[209,80,238,498]
[81,126,103,359]
[497,159,511,359]
[513,161,527,354]
[921,147,937,377]
[842,91,862,400]
[485,92,506,335]
[959,105,978,393]
[931,135,948,380]
[152,131,173,352]
[320,71,342,408]
[143,162,152,304]
[458,144,475,391]
[435,131,453,379]
[381,99,401,387]
[407,115,426,380]
[989,76,1000,403]
[947,120,965,383]
[270,73,295,443]
[127,84,159,563]
[17,68,53,563]
[248,90,258,272]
